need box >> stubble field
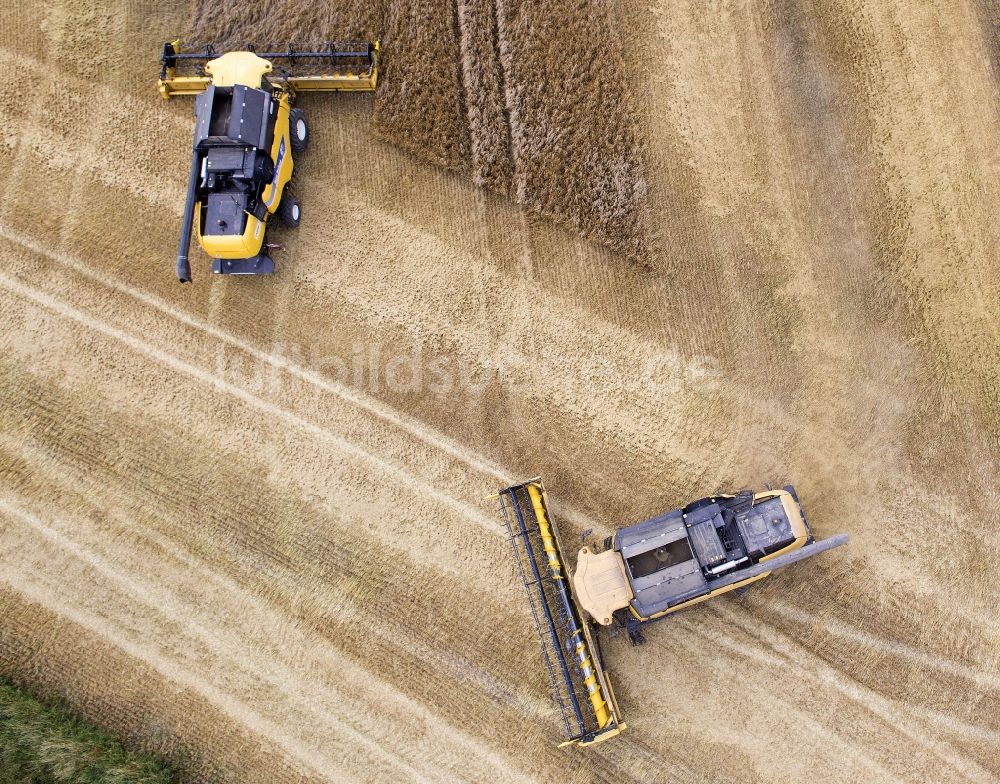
[0,1,998,783]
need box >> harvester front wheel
[290,108,308,152]
[280,195,301,228]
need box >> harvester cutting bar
[159,40,380,98]
[502,485,585,739]
[167,44,375,62]
[498,479,624,746]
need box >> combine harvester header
[498,480,625,747]
[158,40,380,97]
[497,477,848,747]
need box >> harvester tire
[280,195,301,228]
[290,109,308,152]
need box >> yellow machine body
[205,50,273,87]
[191,54,294,261]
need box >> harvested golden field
[1,0,998,783]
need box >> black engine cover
[203,192,249,236]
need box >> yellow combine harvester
[158,40,379,281]
[497,478,848,747]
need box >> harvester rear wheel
[279,195,301,228]
[290,108,308,152]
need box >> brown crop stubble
[6,0,1000,782]
[815,0,1000,443]
[186,2,381,52]
[491,0,650,257]
[372,0,471,171]
[454,0,514,192]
